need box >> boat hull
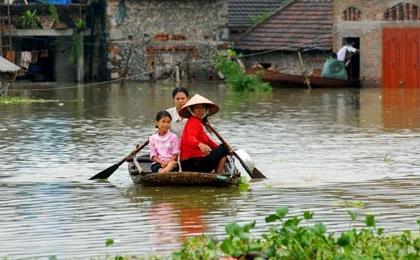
[246,68,360,88]
[128,156,241,187]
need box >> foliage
[237,176,250,192]
[20,10,41,29]
[47,3,60,24]
[74,18,86,32]
[172,208,420,259]
[249,11,272,26]
[0,96,52,105]
[214,50,271,92]
[70,19,86,64]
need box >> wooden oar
[206,123,266,179]
[89,140,149,180]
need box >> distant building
[333,0,420,88]
[105,0,230,82]
[0,1,94,83]
[234,0,333,77]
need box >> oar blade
[89,164,119,180]
[250,167,266,179]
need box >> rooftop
[234,0,333,52]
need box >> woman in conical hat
[178,94,229,173]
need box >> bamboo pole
[298,51,311,89]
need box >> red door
[382,28,420,88]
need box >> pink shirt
[149,131,180,162]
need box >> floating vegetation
[172,208,420,259]
[215,49,271,92]
[237,176,251,192]
[0,96,58,105]
[337,199,367,209]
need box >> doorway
[382,28,420,88]
[342,37,360,80]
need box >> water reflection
[123,185,241,243]
[382,88,420,130]
[0,82,419,257]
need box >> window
[343,7,361,21]
[384,3,419,21]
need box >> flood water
[0,82,419,258]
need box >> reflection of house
[0,1,96,83]
[105,0,230,81]
[382,88,420,129]
[333,0,420,88]
[234,0,333,77]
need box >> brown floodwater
[0,82,419,258]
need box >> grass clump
[172,208,420,259]
[0,96,51,105]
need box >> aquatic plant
[172,208,420,259]
[0,96,52,105]
[214,50,271,92]
[237,176,250,192]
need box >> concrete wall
[55,37,77,82]
[242,51,329,76]
[106,0,229,81]
[333,0,420,87]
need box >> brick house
[105,0,229,81]
[334,0,420,88]
[234,0,333,77]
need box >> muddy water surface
[0,82,419,258]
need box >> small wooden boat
[246,67,360,88]
[128,156,241,187]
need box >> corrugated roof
[235,0,333,52]
[228,0,287,29]
[0,56,20,72]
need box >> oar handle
[117,140,149,166]
[205,122,233,152]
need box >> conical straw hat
[178,94,219,118]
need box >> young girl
[149,111,180,173]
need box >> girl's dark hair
[172,87,189,98]
[156,110,172,122]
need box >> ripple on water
[0,84,419,258]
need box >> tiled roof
[234,0,333,52]
[228,0,287,29]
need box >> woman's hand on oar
[89,140,149,180]
[205,122,266,179]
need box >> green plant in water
[214,49,271,92]
[338,199,366,209]
[0,96,54,105]
[237,176,250,192]
[172,208,420,259]
[20,10,40,29]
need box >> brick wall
[106,0,229,81]
[333,0,420,87]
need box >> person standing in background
[167,87,189,137]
